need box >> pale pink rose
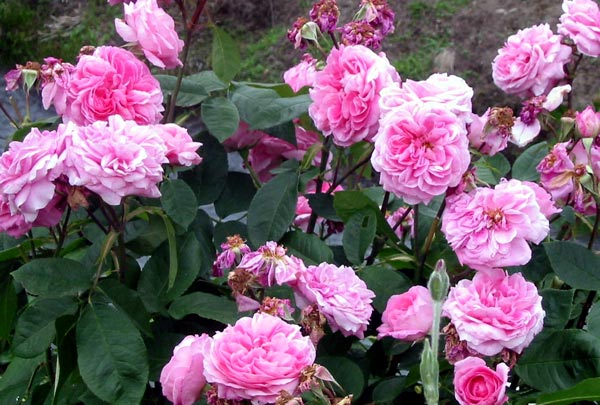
[294,181,343,231]
[0,127,67,223]
[294,263,375,338]
[441,179,549,270]
[309,44,400,147]
[443,269,545,356]
[558,0,600,57]
[222,121,267,152]
[160,334,211,405]
[40,57,75,115]
[453,357,509,405]
[542,84,571,111]
[371,100,470,205]
[64,46,163,125]
[576,105,600,138]
[511,117,542,148]
[377,286,433,341]
[63,115,167,205]
[467,109,510,156]
[492,24,571,98]
[153,123,202,166]
[284,54,318,92]
[537,142,575,205]
[523,181,561,218]
[237,241,298,286]
[385,206,414,240]
[0,200,32,238]
[203,313,316,403]
[115,0,184,69]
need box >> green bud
[21,69,38,92]
[427,259,450,302]
[300,22,320,43]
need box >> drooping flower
[115,0,184,69]
[237,241,298,286]
[441,179,549,270]
[558,0,600,57]
[309,0,339,34]
[377,286,433,341]
[223,121,267,152]
[340,21,382,49]
[492,24,571,98]
[360,0,395,37]
[40,57,75,115]
[212,235,251,277]
[443,269,545,356]
[0,200,32,238]
[160,334,212,405]
[371,100,470,205]
[203,313,316,403]
[466,108,513,156]
[309,44,400,147]
[288,17,310,50]
[453,357,510,405]
[284,54,318,92]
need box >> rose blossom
[453,357,509,405]
[377,286,433,341]
[160,334,212,405]
[441,179,549,270]
[294,263,375,338]
[237,241,297,286]
[467,109,511,156]
[576,105,600,138]
[443,269,545,356]
[40,57,75,115]
[309,44,400,147]
[309,0,339,34]
[492,24,571,98]
[341,21,382,49]
[283,54,318,92]
[115,0,184,69]
[203,313,316,403]
[558,0,600,57]
[64,46,163,125]
[371,100,470,205]
[63,115,167,205]
[212,235,251,277]
[385,206,414,240]
[153,123,202,166]
[0,201,32,238]
[523,181,561,218]
[223,121,267,152]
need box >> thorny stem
[392,206,413,233]
[307,138,332,235]
[27,231,36,258]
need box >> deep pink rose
[371,100,470,205]
[558,0,600,57]
[385,206,414,240]
[294,263,375,338]
[576,105,600,138]
[153,123,202,166]
[453,357,509,405]
[492,24,571,98]
[443,269,545,356]
[64,46,163,125]
[203,313,316,403]
[63,115,167,205]
[0,200,32,238]
[309,0,339,34]
[377,286,433,341]
[160,334,211,405]
[309,44,400,147]
[284,54,318,92]
[115,0,184,69]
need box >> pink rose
[385,206,414,240]
[160,334,212,405]
[309,44,400,147]
[294,262,375,338]
[237,241,297,286]
[558,0,600,57]
[371,100,470,205]
[212,235,251,277]
[443,269,545,356]
[284,54,318,92]
[453,357,509,405]
[40,57,75,115]
[153,123,202,166]
[537,141,575,205]
[467,109,510,156]
[0,200,32,238]
[377,286,433,341]
[222,121,267,152]
[294,181,343,231]
[576,105,600,138]
[63,115,167,205]
[115,0,184,69]
[522,181,561,218]
[64,46,163,125]
[492,24,571,98]
[203,313,316,403]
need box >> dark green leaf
[263,121,296,146]
[474,153,510,185]
[536,377,600,405]
[343,209,377,265]
[281,230,334,265]
[358,265,412,313]
[0,354,44,404]
[8,116,58,143]
[98,279,152,337]
[213,221,249,250]
[373,376,406,404]
[146,330,186,381]
[248,171,299,246]
[516,329,600,392]
[540,289,574,329]
[53,314,79,404]
[317,356,365,398]
[214,172,257,218]
[201,96,240,142]
[169,292,240,325]
[587,304,600,339]
[0,279,17,340]
[161,179,198,230]
[307,193,341,221]
[186,71,227,93]
[125,215,168,255]
[13,297,77,358]
[544,241,600,290]
[155,74,208,107]
[11,258,94,297]
[212,27,241,84]
[512,142,548,182]
[509,244,552,283]
[77,301,148,404]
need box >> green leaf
[587,304,600,339]
[214,172,257,218]
[512,141,548,182]
[201,96,240,142]
[516,329,600,392]
[12,297,77,358]
[181,132,228,205]
[8,116,58,143]
[474,153,510,185]
[11,258,94,297]
[186,71,227,93]
[161,179,198,230]
[98,279,152,337]
[212,27,241,84]
[509,244,552,283]
[154,74,209,107]
[343,209,377,265]
[544,241,600,290]
[536,377,600,405]
[248,171,299,246]
[53,314,79,404]
[0,354,44,404]
[307,193,341,221]
[231,85,311,130]
[540,289,574,329]
[281,230,334,265]
[77,301,148,404]
[214,221,249,250]
[0,279,17,340]
[373,376,406,404]
[264,121,297,146]
[358,265,412,313]
[317,356,365,398]
[169,292,240,325]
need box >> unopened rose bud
[427,259,449,302]
[576,106,600,138]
